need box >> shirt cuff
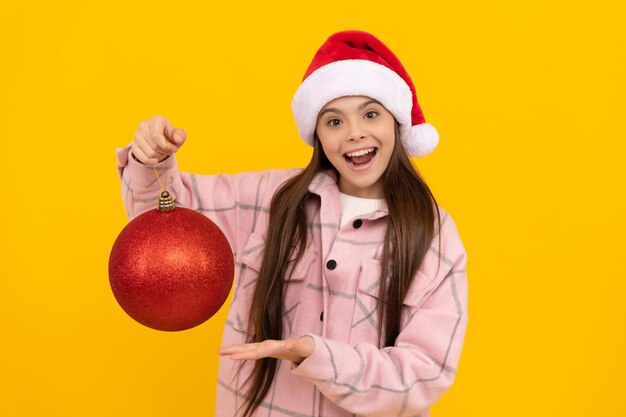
[290,333,342,384]
[116,142,176,182]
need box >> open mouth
[343,147,378,166]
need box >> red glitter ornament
[109,190,234,331]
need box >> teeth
[345,148,375,158]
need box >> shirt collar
[307,169,338,194]
[307,169,389,219]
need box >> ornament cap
[158,190,176,211]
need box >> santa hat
[291,30,438,157]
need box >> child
[116,30,468,417]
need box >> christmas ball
[109,192,234,331]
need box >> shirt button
[320,311,324,321]
[353,219,363,229]
[326,259,337,270]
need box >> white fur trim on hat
[291,59,413,144]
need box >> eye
[327,118,341,127]
[365,111,379,119]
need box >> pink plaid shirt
[116,144,469,417]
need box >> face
[315,95,396,199]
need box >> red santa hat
[291,30,439,157]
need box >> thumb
[172,128,187,145]
[162,122,186,147]
[286,337,314,357]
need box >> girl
[116,30,469,417]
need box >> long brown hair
[238,122,441,417]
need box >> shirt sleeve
[290,214,469,417]
[115,143,301,253]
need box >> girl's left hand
[218,336,315,364]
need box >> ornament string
[152,165,166,192]
[150,137,176,211]
[151,136,170,192]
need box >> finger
[131,144,159,166]
[224,341,285,361]
[134,131,166,162]
[162,122,186,149]
[141,117,182,154]
[161,134,181,155]
[147,131,170,154]
[143,117,171,154]
[218,343,259,355]
[171,128,187,145]
[161,118,175,142]
[229,345,279,361]
[135,127,166,157]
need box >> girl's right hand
[131,115,187,165]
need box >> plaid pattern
[116,144,469,417]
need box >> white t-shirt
[339,191,387,227]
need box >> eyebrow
[318,99,382,118]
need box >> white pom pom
[405,123,439,157]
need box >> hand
[218,336,315,365]
[131,115,187,165]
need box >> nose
[347,121,366,141]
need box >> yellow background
[2,0,625,416]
